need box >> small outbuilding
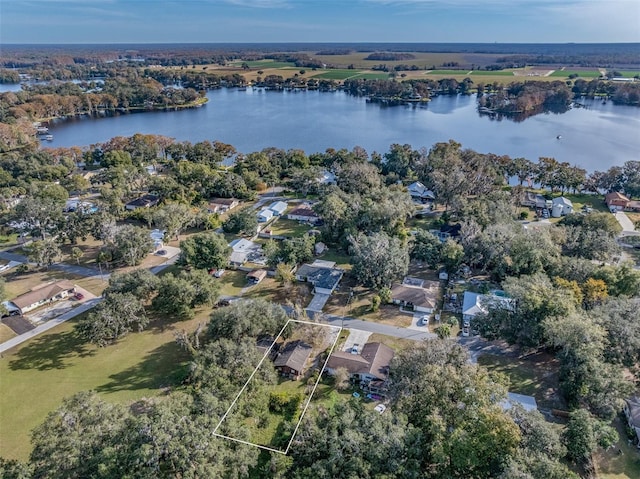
[551,197,573,217]
[268,201,288,216]
[247,269,267,285]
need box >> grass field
[0,323,17,343]
[350,72,393,80]
[267,218,312,238]
[470,70,517,76]
[230,60,296,69]
[312,69,367,80]
[550,70,601,77]
[0,312,208,460]
[477,352,564,410]
[618,71,640,78]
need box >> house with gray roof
[296,260,344,295]
[326,342,395,396]
[268,201,288,216]
[273,340,312,380]
[624,396,640,448]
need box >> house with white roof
[407,181,436,203]
[268,201,288,216]
[228,238,262,266]
[501,392,538,412]
[257,208,274,223]
[551,197,573,217]
[462,291,514,323]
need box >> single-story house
[605,192,629,211]
[207,198,239,214]
[501,392,538,412]
[125,194,160,211]
[9,280,76,315]
[390,277,440,314]
[462,291,515,322]
[273,340,313,380]
[257,208,274,223]
[287,204,320,224]
[268,201,288,216]
[247,269,267,285]
[521,191,551,210]
[295,260,344,295]
[551,196,573,217]
[228,238,261,267]
[318,170,337,185]
[326,342,394,396]
[430,224,462,242]
[623,396,640,448]
[407,181,436,202]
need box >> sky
[0,0,638,44]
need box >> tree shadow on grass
[8,328,95,371]
[95,341,190,395]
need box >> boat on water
[556,135,562,139]
[44,134,53,141]
[36,126,49,134]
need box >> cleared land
[0,312,207,460]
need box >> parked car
[374,404,387,414]
[74,292,84,300]
[419,315,429,326]
[155,249,167,256]
[213,269,225,278]
[350,344,360,354]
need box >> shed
[247,269,267,284]
[257,208,274,223]
[551,197,573,217]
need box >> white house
[287,204,319,224]
[257,208,274,223]
[462,291,514,322]
[390,277,440,314]
[268,201,288,216]
[229,238,261,266]
[407,181,436,202]
[9,280,76,315]
[551,197,573,218]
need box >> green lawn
[594,416,640,479]
[267,218,312,238]
[0,233,20,248]
[217,269,248,297]
[550,70,601,77]
[0,314,204,461]
[470,70,516,76]
[477,352,564,410]
[619,71,640,78]
[231,60,296,69]
[311,69,364,80]
[427,69,471,75]
[350,72,393,80]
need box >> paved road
[0,298,103,354]
[323,314,436,341]
[0,250,29,264]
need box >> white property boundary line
[213,318,342,455]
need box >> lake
[17,87,640,171]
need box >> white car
[374,404,386,414]
[350,344,360,355]
[213,269,225,278]
[419,315,429,326]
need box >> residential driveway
[323,314,436,341]
[406,312,430,332]
[342,330,372,352]
[1,315,35,335]
[306,293,330,313]
[614,211,636,233]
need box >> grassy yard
[0,323,17,343]
[367,333,421,352]
[217,269,248,297]
[594,416,640,479]
[0,311,209,461]
[243,277,312,309]
[2,268,105,298]
[477,352,564,410]
[267,218,312,238]
[550,70,601,78]
[0,232,21,248]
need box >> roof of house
[391,279,439,310]
[501,392,538,412]
[462,291,514,318]
[296,263,343,291]
[229,238,258,252]
[552,196,573,207]
[327,342,394,381]
[258,208,274,219]
[125,194,159,208]
[269,201,288,214]
[605,192,630,203]
[210,198,238,206]
[408,181,435,199]
[11,280,76,309]
[288,206,319,218]
[273,340,312,372]
[626,397,640,428]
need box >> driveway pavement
[342,330,372,352]
[614,211,636,232]
[322,313,436,341]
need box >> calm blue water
[4,86,639,171]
